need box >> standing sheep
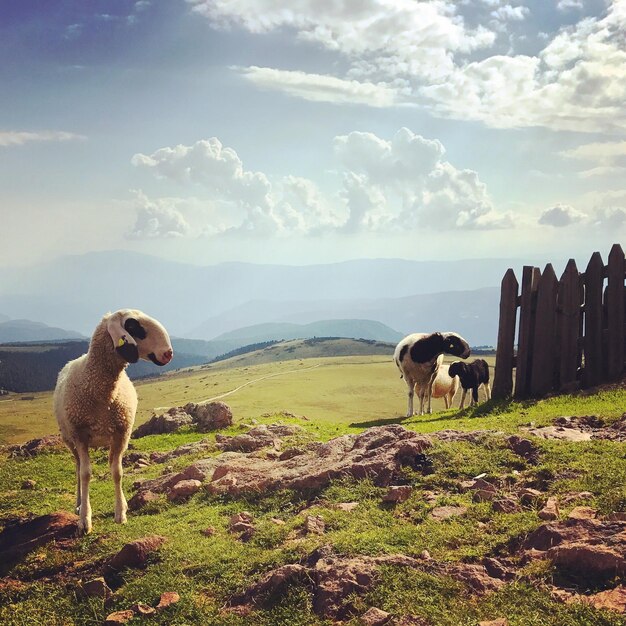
[54,309,173,534]
[394,332,471,416]
[429,356,460,409]
[448,359,491,409]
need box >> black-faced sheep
[394,332,471,416]
[53,309,173,534]
[448,358,491,409]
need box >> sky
[1,0,625,268]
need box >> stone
[560,491,593,505]
[538,497,560,520]
[493,498,521,514]
[460,478,498,495]
[382,486,412,503]
[185,401,233,431]
[271,518,285,525]
[567,506,597,522]
[528,426,591,442]
[478,620,508,626]
[130,603,156,616]
[105,535,166,572]
[336,502,359,512]
[21,479,36,490]
[585,586,626,613]
[201,526,216,536]
[507,435,539,464]
[360,607,392,625]
[519,488,543,505]
[429,506,468,521]
[127,490,160,512]
[447,563,505,594]
[132,407,193,438]
[104,610,135,625]
[80,577,112,599]
[0,511,79,564]
[167,479,202,502]
[149,439,215,464]
[8,434,64,457]
[305,515,326,535]
[156,591,180,610]
[216,424,303,452]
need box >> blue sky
[1,0,625,267]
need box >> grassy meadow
[2,349,626,625]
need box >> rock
[460,478,498,495]
[127,490,160,511]
[433,429,500,443]
[538,497,560,520]
[132,407,193,438]
[201,526,216,536]
[21,479,36,490]
[279,447,305,461]
[230,512,255,541]
[167,479,202,502]
[474,489,498,502]
[104,610,135,625]
[606,512,626,522]
[393,616,430,625]
[0,511,79,564]
[528,426,591,442]
[482,558,515,581]
[447,563,505,594]
[156,591,180,610]
[305,515,326,535]
[479,620,508,626]
[105,535,166,572]
[429,506,468,521]
[8,434,64,457]
[519,488,543,505]
[492,498,521,514]
[131,425,432,507]
[560,491,593,505]
[383,486,412,503]
[185,401,232,431]
[216,424,303,452]
[507,435,539,464]
[150,439,215,464]
[130,603,156,616]
[567,506,597,522]
[335,502,359,512]
[548,543,626,578]
[585,586,626,613]
[123,451,151,468]
[80,577,112,599]
[360,607,392,625]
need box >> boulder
[167,479,202,502]
[0,511,79,564]
[8,434,64,457]
[80,577,112,599]
[185,401,233,431]
[492,498,521,514]
[104,610,135,625]
[305,515,326,535]
[132,407,193,438]
[150,439,215,463]
[360,607,392,625]
[156,591,180,610]
[382,486,412,503]
[216,424,303,452]
[507,435,539,464]
[105,535,166,572]
[585,586,626,613]
[429,506,468,521]
[538,497,560,521]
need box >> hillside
[0,319,84,343]
[1,356,626,625]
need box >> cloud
[538,203,587,227]
[557,0,584,10]
[561,140,626,178]
[127,190,191,238]
[189,0,626,133]
[593,206,626,229]
[236,66,400,107]
[0,130,86,147]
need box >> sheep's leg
[109,440,128,524]
[471,386,479,405]
[459,389,467,409]
[485,382,492,400]
[418,389,426,416]
[444,395,450,410]
[76,442,92,534]
[70,446,81,514]
[405,379,415,417]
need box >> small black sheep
[448,359,491,409]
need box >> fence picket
[493,268,518,399]
[606,244,625,380]
[530,264,558,397]
[514,266,541,398]
[557,259,581,391]
[583,252,604,387]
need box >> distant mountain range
[0,250,534,344]
[0,319,85,343]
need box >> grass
[1,353,626,625]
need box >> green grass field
[2,352,626,625]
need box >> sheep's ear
[124,317,147,340]
[106,315,139,363]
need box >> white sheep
[54,309,173,534]
[422,355,460,409]
[394,332,470,416]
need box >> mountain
[0,313,9,323]
[0,319,85,343]
[213,319,403,344]
[0,250,526,337]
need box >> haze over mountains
[0,250,546,346]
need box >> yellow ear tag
[118,338,126,347]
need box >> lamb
[394,332,471,416]
[448,359,491,409]
[426,356,460,409]
[53,309,173,534]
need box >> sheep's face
[443,333,471,359]
[106,309,173,366]
[448,361,464,378]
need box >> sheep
[428,356,460,409]
[53,309,173,534]
[448,359,491,409]
[394,332,470,416]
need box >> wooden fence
[492,243,626,399]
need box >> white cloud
[490,5,530,21]
[0,130,86,147]
[538,203,587,227]
[557,0,584,10]
[236,66,400,107]
[561,140,626,177]
[593,206,626,229]
[128,190,191,238]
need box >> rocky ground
[1,398,626,625]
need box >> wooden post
[557,259,581,391]
[606,244,625,380]
[530,264,559,397]
[583,252,604,387]
[514,266,541,398]
[493,268,519,399]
